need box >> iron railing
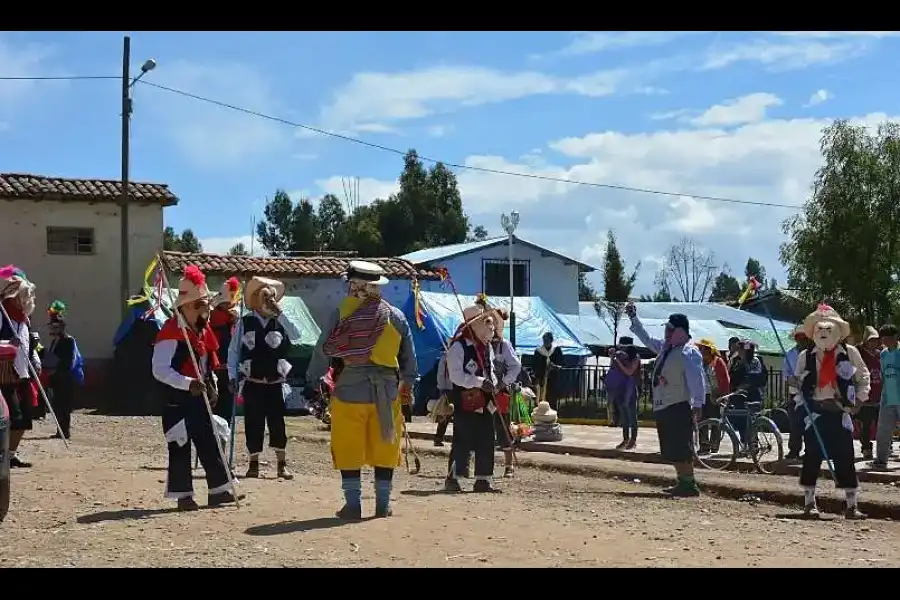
[531,364,788,420]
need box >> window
[483,260,529,297]
[46,227,95,255]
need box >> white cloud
[703,39,866,71]
[688,93,783,127]
[549,31,691,58]
[141,60,288,170]
[772,31,900,39]
[427,124,451,137]
[805,89,833,107]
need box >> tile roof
[0,173,178,206]
[161,251,442,280]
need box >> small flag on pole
[413,278,426,330]
[737,276,761,307]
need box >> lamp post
[120,35,157,320]
[500,210,520,348]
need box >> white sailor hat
[344,260,389,286]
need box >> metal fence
[538,364,787,420]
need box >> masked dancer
[306,261,417,519]
[210,277,240,424]
[44,301,81,440]
[485,305,520,477]
[228,276,300,480]
[444,302,500,493]
[151,265,238,510]
[793,304,870,519]
[0,266,40,469]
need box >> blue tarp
[401,291,591,377]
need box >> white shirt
[152,339,213,391]
[492,338,522,387]
[3,315,36,379]
[446,339,497,389]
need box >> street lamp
[120,36,157,320]
[500,210,520,348]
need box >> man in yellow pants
[306,261,418,520]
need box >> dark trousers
[1,380,33,432]
[213,371,234,424]
[49,377,74,437]
[786,398,806,456]
[435,416,450,443]
[243,381,287,455]
[163,395,230,498]
[449,410,494,479]
[856,404,879,452]
[697,396,721,449]
[800,411,858,489]
[494,411,514,450]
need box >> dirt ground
[3,413,900,568]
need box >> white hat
[802,303,851,340]
[344,260,388,286]
[863,325,880,342]
[531,400,558,424]
[177,265,212,308]
[245,276,285,310]
[214,276,241,307]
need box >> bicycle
[693,391,784,474]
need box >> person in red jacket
[696,338,730,454]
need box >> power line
[0,75,118,81]
[0,73,804,210]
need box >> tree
[228,242,249,256]
[256,190,320,255]
[578,272,597,301]
[468,225,489,242]
[780,120,900,324]
[708,269,742,302]
[316,194,348,250]
[655,237,717,302]
[593,231,640,346]
[744,257,767,288]
[163,226,203,253]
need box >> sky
[1,30,899,296]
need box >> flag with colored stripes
[413,278,426,330]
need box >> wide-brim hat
[245,276,285,310]
[177,265,212,308]
[863,325,880,342]
[343,260,388,286]
[461,304,490,329]
[696,338,719,355]
[802,303,851,340]
[531,400,558,422]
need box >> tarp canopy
[402,291,591,377]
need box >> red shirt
[859,346,882,404]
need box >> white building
[0,173,177,363]
[400,236,597,315]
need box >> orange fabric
[818,349,837,389]
[711,356,731,395]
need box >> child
[872,324,900,469]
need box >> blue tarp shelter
[401,290,592,377]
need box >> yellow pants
[330,396,403,471]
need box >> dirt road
[2,414,899,567]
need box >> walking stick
[0,302,69,449]
[157,256,240,508]
[756,298,836,482]
[401,420,421,474]
[227,281,248,472]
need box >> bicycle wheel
[694,418,738,471]
[749,416,784,474]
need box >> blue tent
[401,290,592,377]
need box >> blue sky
[1,31,899,296]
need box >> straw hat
[343,260,388,286]
[802,303,851,340]
[214,276,241,307]
[0,265,28,300]
[531,400,558,424]
[461,304,489,327]
[696,338,719,355]
[792,325,806,339]
[176,265,211,308]
[863,325,880,342]
[245,276,285,311]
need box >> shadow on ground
[244,517,361,536]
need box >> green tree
[780,120,900,324]
[228,242,249,256]
[316,194,348,250]
[256,190,296,254]
[708,270,742,302]
[578,272,597,301]
[468,225,489,242]
[593,231,640,346]
[163,226,203,253]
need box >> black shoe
[845,506,868,520]
[244,461,260,478]
[374,505,393,518]
[277,461,294,480]
[444,478,462,493]
[207,491,242,507]
[10,456,31,468]
[336,504,362,520]
[434,440,444,447]
[473,479,500,494]
[177,497,200,512]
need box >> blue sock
[341,476,362,509]
[374,478,392,512]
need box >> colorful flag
[413,278,426,330]
[737,276,761,307]
[126,256,161,307]
[435,266,449,281]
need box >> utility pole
[120,36,131,322]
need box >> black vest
[239,315,291,381]
[158,339,209,405]
[448,339,493,408]
[800,344,853,411]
